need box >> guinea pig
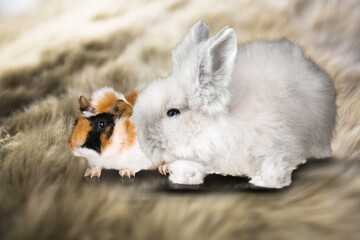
[132,21,336,188]
[69,87,160,178]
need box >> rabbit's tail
[310,145,332,159]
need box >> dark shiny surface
[84,159,336,193]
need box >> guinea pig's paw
[119,169,136,178]
[84,167,102,178]
[158,164,171,175]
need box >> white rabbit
[133,21,336,188]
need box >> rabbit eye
[167,109,180,117]
[98,121,105,128]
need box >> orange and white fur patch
[69,87,164,178]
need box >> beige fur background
[0,0,359,239]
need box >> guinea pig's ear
[110,99,133,118]
[79,96,91,109]
[79,96,94,116]
[190,27,237,115]
[172,21,209,69]
[124,91,137,107]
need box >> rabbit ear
[172,21,209,68]
[206,27,237,78]
[190,27,237,115]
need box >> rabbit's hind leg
[249,155,299,189]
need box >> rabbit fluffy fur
[133,21,336,188]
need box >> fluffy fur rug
[0,0,359,239]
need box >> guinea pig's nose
[68,137,80,151]
[68,141,75,151]
[68,117,91,152]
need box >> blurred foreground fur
[0,0,359,239]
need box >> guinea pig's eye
[73,119,78,126]
[98,121,105,129]
[167,108,180,117]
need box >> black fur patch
[81,113,115,154]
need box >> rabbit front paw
[169,171,204,185]
[158,164,171,175]
[167,160,205,185]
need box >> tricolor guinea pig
[68,87,158,178]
